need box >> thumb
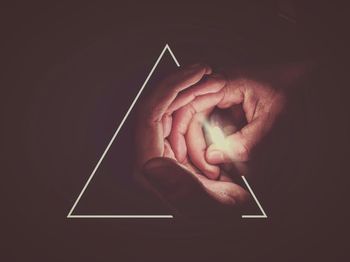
[206,132,251,164]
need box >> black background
[2,1,349,261]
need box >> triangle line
[241,176,268,218]
[67,44,267,220]
[67,44,179,218]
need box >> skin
[135,64,249,217]
[169,75,286,179]
[135,62,311,216]
[169,63,311,179]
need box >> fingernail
[207,150,224,163]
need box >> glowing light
[203,121,230,151]
[208,126,226,147]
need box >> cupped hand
[134,64,249,217]
[169,67,292,179]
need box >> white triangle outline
[241,176,267,218]
[67,44,267,219]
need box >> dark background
[2,1,349,261]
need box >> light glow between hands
[203,121,230,151]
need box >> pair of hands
[134,63,290,217]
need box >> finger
[204,81,262,164]
[163,140,176,159]
[167,73,226,114]
[162,114,172,138]
[145,63,212,123]
[136,64,210,166]
[142,157,248,217]
[216,81,244,109]
[186,114,220,180]
[169,91,225,163]
[167,105,194,163]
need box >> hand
[135,63,214,166]
[134,64,249,217]
[169,64,309,179]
